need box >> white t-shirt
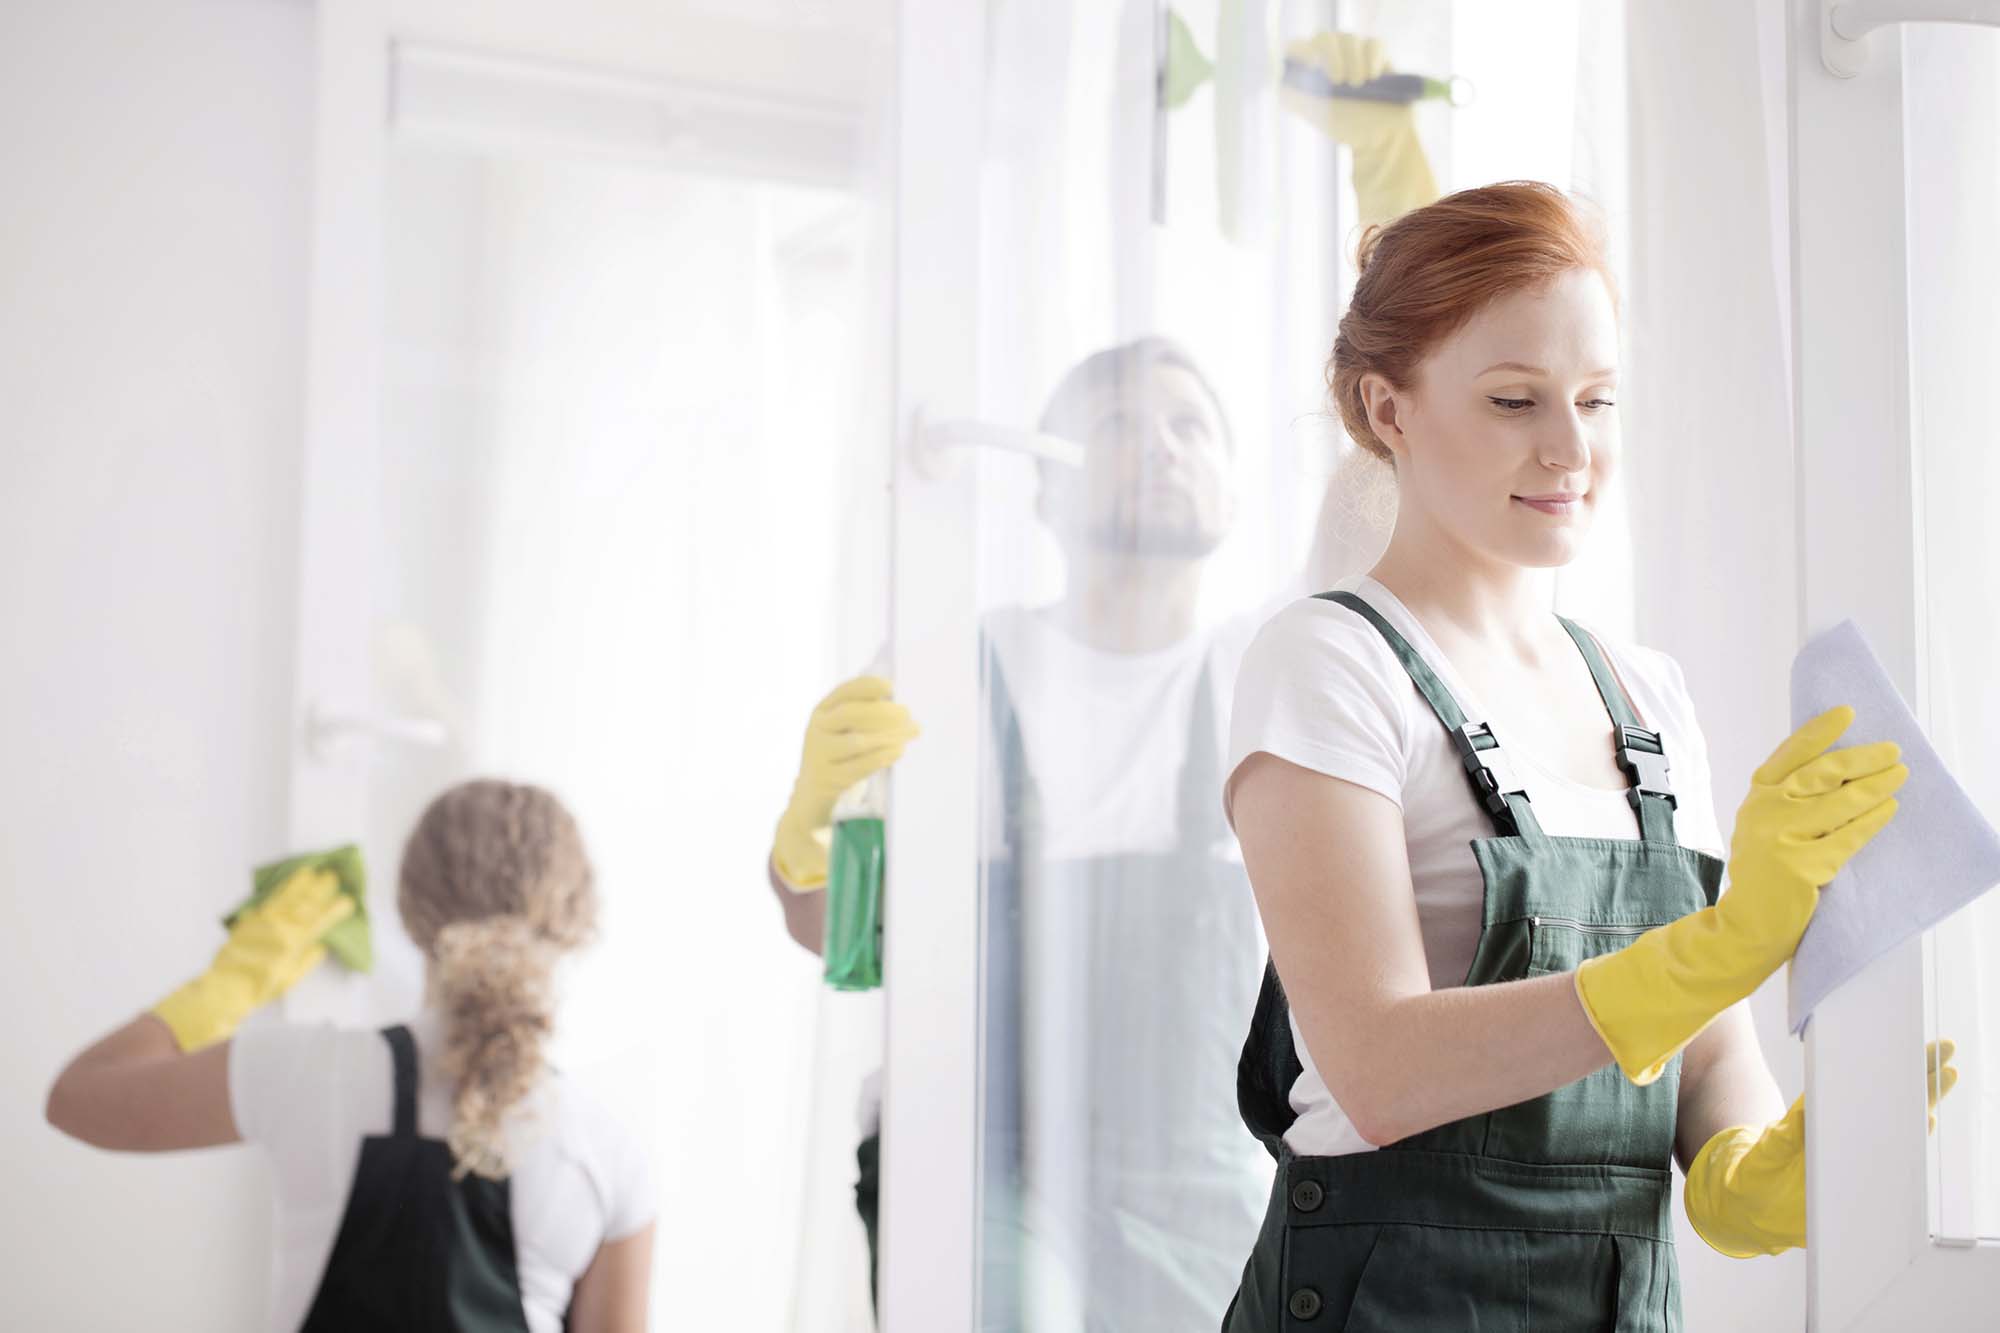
[980,604,1252,860]
[230,1012,656,1333]
[1224,575,1728,1157]
[852,603,1264,1137]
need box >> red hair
[1330,181,1616,464]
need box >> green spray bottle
[822,765,886,991]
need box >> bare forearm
[769,855,826,955]
[47,1013,238,1151]
[1673,1003,1785,1168]
[1295,970,1610,1146]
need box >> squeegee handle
[1281,61,1454,105]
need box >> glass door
[882,3,1636,1328]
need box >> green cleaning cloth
[225,843,373,973]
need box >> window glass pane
[964,4,1632,1322]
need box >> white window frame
[1791,0,2000,1325]
[878,4,986,1328]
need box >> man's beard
[1083,510,1227,559]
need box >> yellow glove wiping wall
[152,867,355,1052]
[1576,705,1907,1084]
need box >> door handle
[907,407,1084,480]
[1822,0,2000,77]
[305,700,450,760]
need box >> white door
[1790,1,2000,1326]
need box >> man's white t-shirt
[850,604,1263,1140]
[230,1012,656,1333]
[1224,575,1728,1158]
[979,603,1255,861]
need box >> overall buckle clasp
[1616,724,1678,811]
[1453,721,1528,827]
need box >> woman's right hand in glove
[1576,705,1906,1083]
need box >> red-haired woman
[1219,182,1913,1328]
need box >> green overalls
[1222,591,1724,1331]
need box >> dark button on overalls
[1222,590,1723,1331]
[299,1025,535,1332]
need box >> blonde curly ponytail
[399,780,596,1180]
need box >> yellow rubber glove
[1279,32,1441,228]
[1686,1040,1959,1257]
[771,675,920,891]
[152,866,355,1052]
[1576,705,1907,1084]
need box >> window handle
[1823,0,2000,77]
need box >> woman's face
[1365,267,1620,571]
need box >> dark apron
[299,1025,534,1333]
[1221,591,1723,1331]
[980,639,1267,1331]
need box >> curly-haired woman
[47,779,654,1332]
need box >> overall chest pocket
[1525,914,1651,975]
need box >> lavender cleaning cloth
[1786,619,2000,1033]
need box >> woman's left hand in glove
[1685,1039,1959,1257]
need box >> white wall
[0,1,313,1327]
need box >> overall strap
[984,633,1036,858]
[1556,619,1681,845]
[380,1025,419,1139]
[1236,956,1304,1157]
[1316,591,1544,842]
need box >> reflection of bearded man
[1034,338,1237,563]
[978,336,1269,1333]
